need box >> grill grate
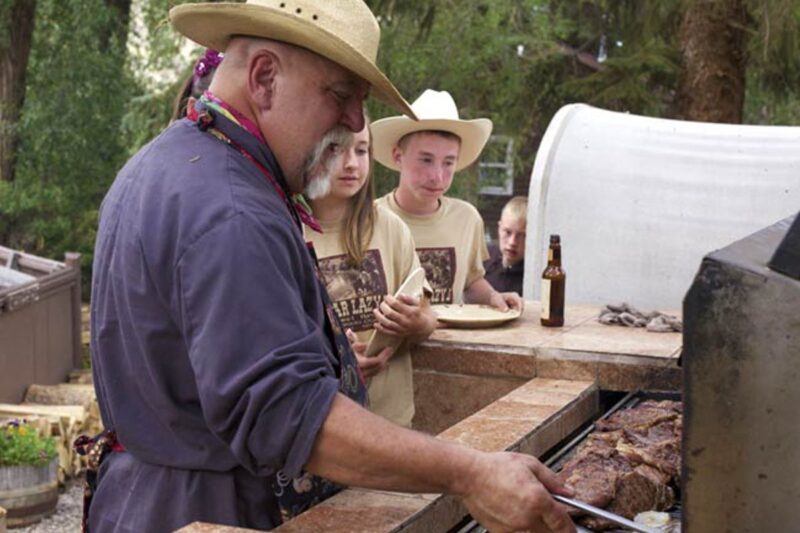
[450,391,681,533]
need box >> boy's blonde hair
[500,196,528,224]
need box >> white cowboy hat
[169,0,416,118]
[371,89,493,172]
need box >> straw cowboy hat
[371,89,493,172]
[169,0,415,118]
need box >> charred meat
[558,399,682,530]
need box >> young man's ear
[248,49,279,112]
[391,145,404,167]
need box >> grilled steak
[557,399,682,531]
[559,445,634,508]
[594,400,680,433]
[618,423,681,480]
[583,464,675,530]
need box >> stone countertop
[416,301,683,393]
[427,301,682,359]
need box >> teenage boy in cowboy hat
[88,1,574,532]
[373,89,523,311]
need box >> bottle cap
[550,234,560,243]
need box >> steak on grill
[557,399,682,530]
[559,440,633,509]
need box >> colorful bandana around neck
[194,92,323,233]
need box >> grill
[546,391,681,533]
[682,213,800,531]
[451,391,682,533]
[453,213,800,533]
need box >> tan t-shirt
[377,192,489,305]
[305,205,420,427]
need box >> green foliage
[120,83,185,157]
[744,69,800,125]
[133,0,193,76]
[564,37,680,115]
[747,0,800,96]
[366,0,568,203]
[2,0,208,297]
[0,423,57,467]
[2,0,799,304]
[123,0,202,154]
[553,0,800,121]
[550,0,683,116]
[3,0,133,294]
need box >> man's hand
[346,329,392,378]
[459,451,576,533]
[373,294,437,339]
[488,290,524,313]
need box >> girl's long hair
[341,115,376,266]
[171,75,195,121]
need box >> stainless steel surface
[554,495,658,533]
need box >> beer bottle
[540,235,566,327]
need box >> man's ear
[391,145,403,166]
[248,49,279,112]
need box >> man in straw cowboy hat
[373,89,524,312]
[87,1,575,532]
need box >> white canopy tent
[524,103,800,310]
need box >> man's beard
[301,126,353,200]
[304,169,332,200]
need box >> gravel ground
[14,480,82,533]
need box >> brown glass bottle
[540,235,566,327]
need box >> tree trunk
[0,0,36,183]
[676,0,750,123]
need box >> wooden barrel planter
[0,459,58,528]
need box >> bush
[0,422,57,467]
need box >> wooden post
[64,253,82,370]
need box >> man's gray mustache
[301,126,354,199]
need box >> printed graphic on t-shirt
[417,247,456,304]
[317,250,388,332]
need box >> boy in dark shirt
[485,196,528,294]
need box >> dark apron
[195,106,369,521]
[272,243,368,521]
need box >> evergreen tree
[0,0,132,292]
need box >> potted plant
[0,421,59,528]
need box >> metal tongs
[553,494,660,533]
